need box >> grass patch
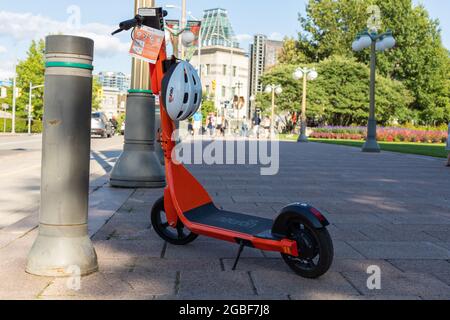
[310,138,448,158]
[278,134,298,142]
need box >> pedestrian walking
[253,114,261,139]
[207,113,216,137]
[193,112,202,136]
[188,120,194,136]
[241,116,249,137]
[216,115,224,137]
[224,118,229,136]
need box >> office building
[248,35,283,116]
[190,8,249,122]
[98,72,131,93]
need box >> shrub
[1,118,43,133]
[310,126,447,144]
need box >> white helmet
[161,61,202,121]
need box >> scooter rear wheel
[281,219,334,279]
[151,197,198,245]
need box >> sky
[0,0,449,79]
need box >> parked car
[91,112,114,138]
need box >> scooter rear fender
[272,203,330,237]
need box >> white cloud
[0,58,15,79]
[0,11,129,58]
[0,46,6,54]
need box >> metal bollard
[110,90,165,188]
[26,35,98,277]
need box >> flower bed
[310,126,447,144]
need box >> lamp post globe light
[265,84,282,139]
[293,67,318,143]
[352,28,396,153]
[181,30,196,47]
[165,3,202,62]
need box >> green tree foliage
[259,55,413,126]
[16,39,46,120]
[289,0,450,125]
[1,39,106,125]
[257,64,302,117]
[279,38,309,65]
[200,96,216,125]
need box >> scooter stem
[149,42,213,225]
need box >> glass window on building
[221,86,226,97]
[205,85,210,95]
[223,65,227,75]
[233,66,237,77]
[206,64,211,75]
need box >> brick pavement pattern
[0,141,449,300]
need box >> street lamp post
[180,0,187,59]
[2,104,9,133]
[265,84,282,139]
[12,65,17,134]
[293,67,318,143]
[131,0,154,91]
[28,82,44,135]
[166,4,202,63]
[110,0,165,189]
[352,29,396,152]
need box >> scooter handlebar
[111,15,144,35]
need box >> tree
[278,38,309,65]
[16,39,45,120]
[4,39,105,122]
[258,55,413,127]
[292,0,450,125]
[257,63,322,131]
[200,96,216,125]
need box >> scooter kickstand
[232,241,246,271]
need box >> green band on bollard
[128,89,154,94]
[46,62,94,70]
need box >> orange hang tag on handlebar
[129,26,165,64]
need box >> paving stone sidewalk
[1,141,449,300]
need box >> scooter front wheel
[281,219,334,279]
[151,197,199,245]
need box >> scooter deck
[184,203,276,239]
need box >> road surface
[0,134,124,229]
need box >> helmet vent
[177,111,184,119]
[184,71,188,83]
[194,93,198,104]
[192,75,197,85]
[183,93,189,104]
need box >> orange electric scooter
[113,8,333,278]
